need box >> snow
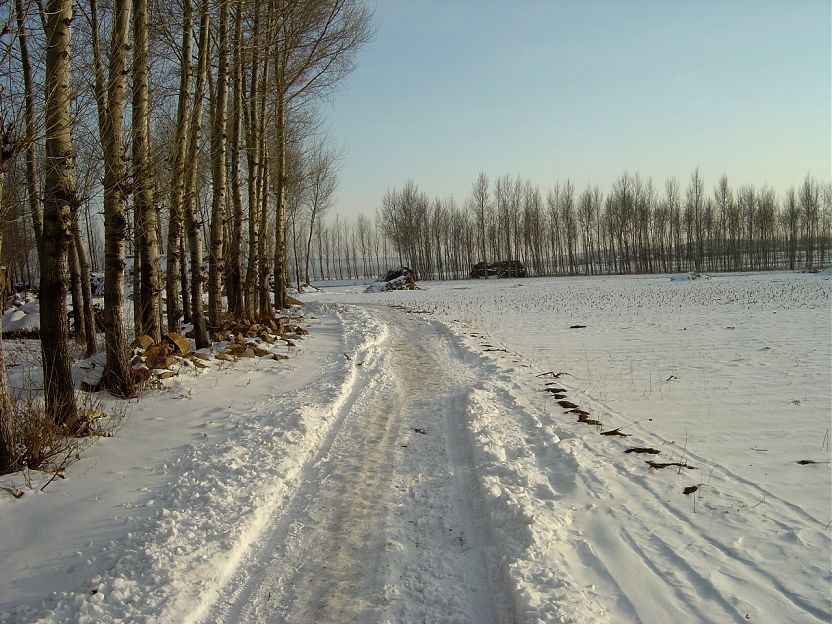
[670,271,710,281]
[1,294,40,335]
[1,271,830,623]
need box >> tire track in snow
[201,305,514,623]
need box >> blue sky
[326,0,831,218]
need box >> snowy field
[0,270,830,623]
[307,270,832,622]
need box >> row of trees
[370,171,832,281]
[0,0,371,472]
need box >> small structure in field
[470,260,527,279]
[366,267,417,292]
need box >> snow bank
[0,304,386,623]
[1,296,39,334]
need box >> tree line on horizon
[0,0,371,473]
[294,170,831,283]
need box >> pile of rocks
[130,332,204,382]
[130,316,308,383]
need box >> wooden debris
[600,427,631,437]
[624,447,661,455]
[646,460,695,470]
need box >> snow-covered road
[2,272,830,623]
[201,306,514,623]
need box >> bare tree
[799,175,820,268]
[184,0,210,348]
[271,0,372,311]
[225,0,244,318]
[133,0,160,341]
[165,0,193,333]
[92,0,134,397]
[302,138,338,286]
[40,0,79,422]
[208,0,230,330]
[14,0,42,256]
[468,171,489,263]
[782,187,801,270]
[684,168,705,271]
[0,115,23,469]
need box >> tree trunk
[291,209,301,290]
[72,213,97,356]
[133,0,161,341]
[242,0,262,321]
[272,32,287,312]
[257,154,272,319]
[226,0,244,319]
[208,0,229,330]
[41,0,78,424]
[15,0,43,257]
[179,235,191,323]
[131,237,141,336]
[94,0,134,397]
[0,171,18,472]
[68,235,85,344]
[165,0,193,334]
[304,212,316,287]
[185,0,211,348]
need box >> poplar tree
[208,0,230,329]
[184,0,210,348]
[133,0,161,341]
[41,0,79,423]
[165,0,193,334]
[92,0,134,397]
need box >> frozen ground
[0,271,829,623]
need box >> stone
[144,341,171,357]
[163,332,192,355]
[156,370,176,380]
[131,366,152,383]
[132,334,154,349]
[272,353,289,361]
[146,354,174,370]
[144,342,173,369]
[227,343,247,356]
[252,346,270,357]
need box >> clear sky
[326,0,831,218]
